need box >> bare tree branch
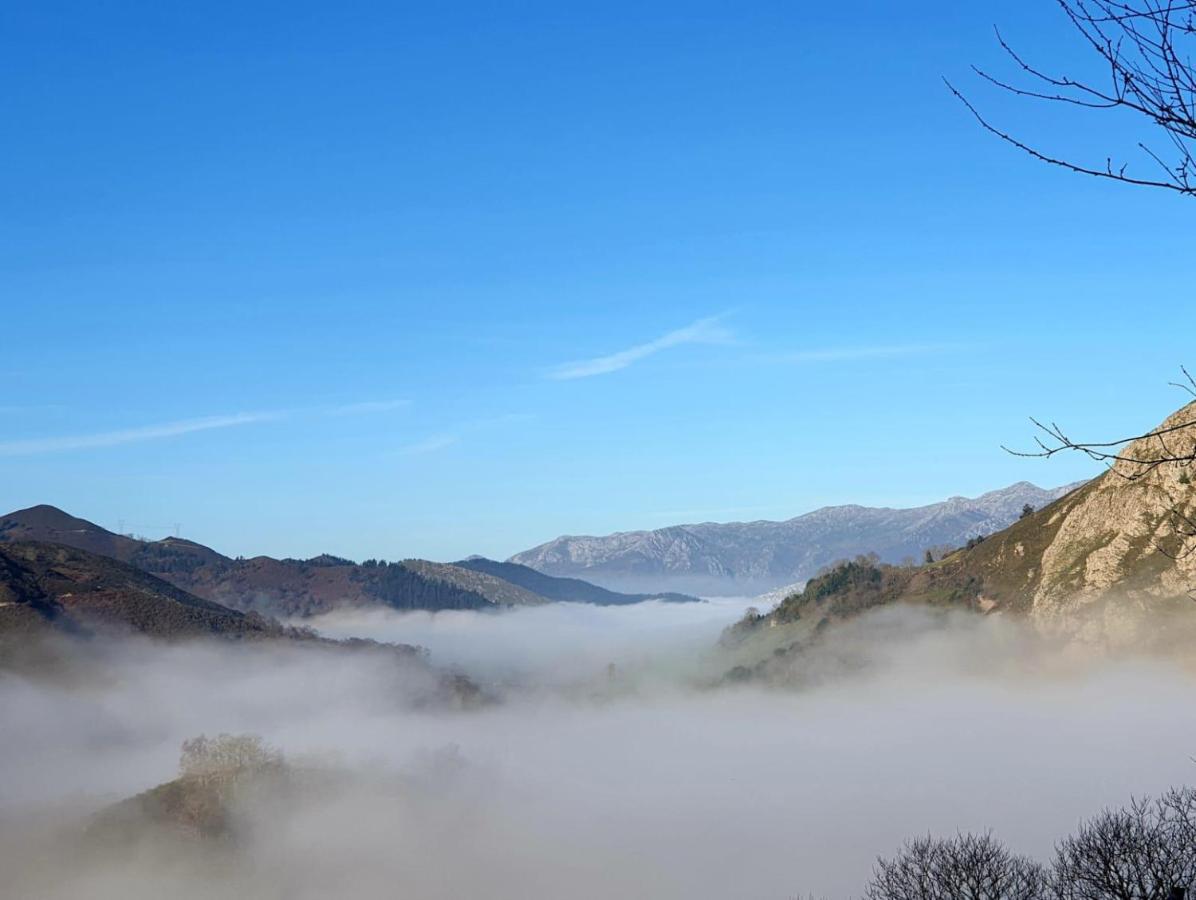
[1005,371,1196,600]
[949,1,1196,196]
[1000,412,1196,477]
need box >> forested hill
[452,557,699,605]
[0,540,299,645]
[0,507,497,617]
[0,505,694,616]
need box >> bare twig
[1005,370,1196,599]
[949,1,1196,196]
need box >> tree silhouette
[865,833,1048,900]
[948,1,1196,197]
[1052,787,1196,900]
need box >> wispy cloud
[0,412,281,457]
[399,434,459,456]
[770,343,961,364]
[0,398,412,457]
[549,315,734,380]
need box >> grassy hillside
[722,403,1196,673]
[723,486,1094,642]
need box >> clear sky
[3,1,1194,562]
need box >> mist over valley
[7,0,1196,895]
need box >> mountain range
[0,505,700,618]
[510,481,1085,595]
[0,480,1089,618]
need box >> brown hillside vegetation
[0,506,687,614]
[0,541,488,707]
[0,507,499,616]
[0,541,295,647]
[7,733,460,900]
[400,558,550,607]
[724,402,1196,672]
[87,734,291,846]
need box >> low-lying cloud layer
[307,597,759,687]
[3,600,1196,899]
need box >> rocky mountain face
[726,402,1196,659]
[1001,403,1196,641]
[510,481,1084,595]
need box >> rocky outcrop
[730,403,1196,652]
[1023,403,1196,642]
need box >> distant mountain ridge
[452,557,698,605]
[510,481,1086,595]
[0,505,698,616]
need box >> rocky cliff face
[1020,403,1196,641]
[511,482,1083,595]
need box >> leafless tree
[865,832,1050,900]
[947,1,1196,197]
[1052,787,1196,899]
[947,7,1196,572]
[179,732,283,779]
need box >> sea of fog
[306,595,764,687]
[3,597,1196,899]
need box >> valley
[4,401,1196,898]
[7,1,1196,893]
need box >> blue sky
[3,1,1194,561]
